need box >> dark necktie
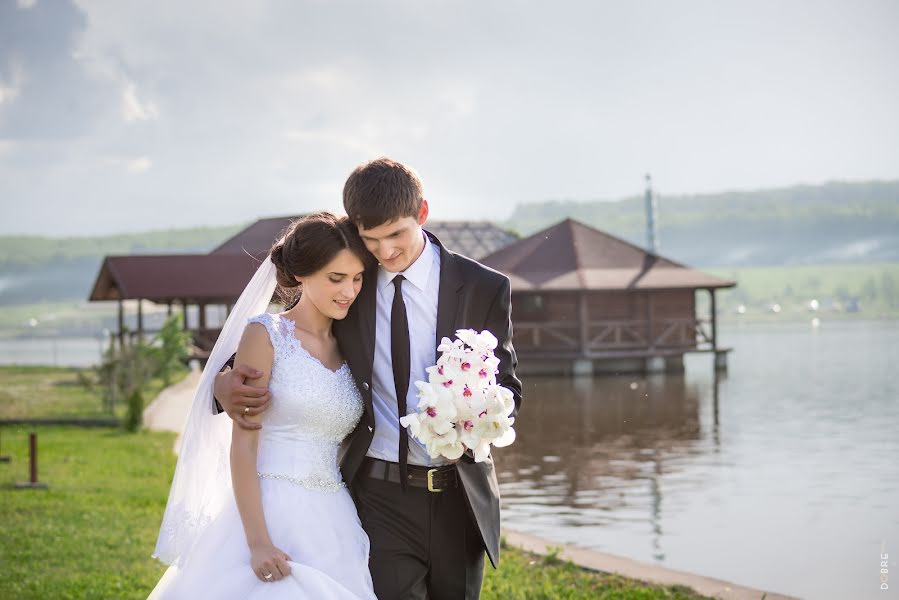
[391,275,411,490]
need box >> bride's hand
[250,543,292,582]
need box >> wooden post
[0,429,10,462]
[137,298,144,341]
[646,293,655,350]
[578,293,589,355]
[709,289,718,351]
[15,432,48,489]
[182,301,189,330]
[167,302,173,316]
[117,298,125,350]
[198,303,207,333]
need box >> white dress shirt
[365,233,448,467]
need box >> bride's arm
[230,323,292,582]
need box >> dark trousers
[353,469,485,600]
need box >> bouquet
[399,329,516,462]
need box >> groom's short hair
[343,157,424,230]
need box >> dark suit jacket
[332,230,522,568]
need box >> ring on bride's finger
[243,406,250,415]
[264,572,273,580]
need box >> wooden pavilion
[480,218,736,375]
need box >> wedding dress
[149,312,376,599]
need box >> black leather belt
[361,457,457,492]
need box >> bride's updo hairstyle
[269,212,372,306]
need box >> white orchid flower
[426,425,465,460]
[474,330,498,351]
[458,417,483,450]
[454,329,479,347]
[399,412,424,438]
[472,440,492,462]
[493,385,516,416]
[492,421,516,448]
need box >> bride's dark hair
[269,212,372,306]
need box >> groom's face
[357,201,429,273]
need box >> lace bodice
[247,313,363,492]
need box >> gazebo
[480,218,736,375]
[88,254,262,352]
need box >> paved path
[142,368,201,453]
[504,530,800,600]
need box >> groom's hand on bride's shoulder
[214,364,271,430]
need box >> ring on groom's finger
[263,573,273,580]
[243,406,250,415]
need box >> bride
[149,213,377,599]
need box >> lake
[0,336,106,367]
[497,319,898,600]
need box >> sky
[1,0,897,235]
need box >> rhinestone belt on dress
[257,471,346,493]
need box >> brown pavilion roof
[89,254,264,303]
[211,216,518,261]
[480,219,736,292]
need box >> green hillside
[505,180,899,267]
[0,224,243,305]
[0,224,243,269]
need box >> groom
[216,157,521,599]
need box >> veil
[153,254,278,565]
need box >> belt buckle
[427,468,443,493]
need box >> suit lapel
[356,263,378,412]
[429,230,464,347]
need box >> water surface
[497,320,899,600]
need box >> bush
[89,314,192,431]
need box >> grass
[0,426,710,600]
[483,541,708,600]
[0,365,188,421]
[0,366,106,420]
[0,426,176,599]
[701,261,899,320]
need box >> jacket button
[362,382,370,390]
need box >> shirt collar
[377,231,434,293]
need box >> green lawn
[0,365,187,421]
[483,543,707,599]
[0,426,176,599]
[0,366,106,420]
[0,427,710,600]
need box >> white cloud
[126,156,152,174]
[16,0,38,10]
[284,128,380,155]
[122,81,158,123]
[0,64,23,107]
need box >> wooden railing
[514,318,715,354]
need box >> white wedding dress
[149,313,376,599]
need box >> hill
[0,225,242,305]
[504,180,899,267]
